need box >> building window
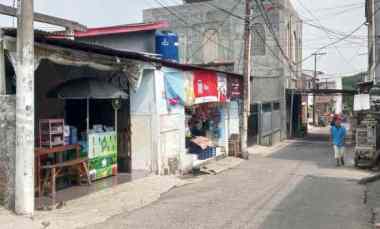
[273,102,280,111]
[251,104,259,113]
[262,103,272,112]
[202,29,219,63]
[252,23,266,56]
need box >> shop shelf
[41,131,64,135]
[40,141,64,147]
[39,119,65,148]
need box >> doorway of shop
[248,104,259,146]
[65,99,131,173]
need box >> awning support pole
[87,98,90,133]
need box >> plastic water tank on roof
[155,31,179,62]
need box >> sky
[0,0,368,78]
[290,0,367,77]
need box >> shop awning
[47,77,128,99]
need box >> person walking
[331,116,347,166]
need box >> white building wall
[130,67,189,175]
[155,68,188,175]
[131,67,240,175]
[130,69,156,172]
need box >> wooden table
[35,144,91,208]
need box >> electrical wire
[204,1,247,22]
[300,23,366,64]
[295,0,363,73]
[150,0,285,70]
[204,0,303,74]
[313,3,364,12]
[302,5,363,21]
[187,0,243,62]
[254,0,297,74]
[303,21,367,41]
[150,0,236,60]
[148,0,365,78]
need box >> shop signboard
[354,94,370,111]
[193,70,218,104]
[217,74,227,102]
[88,132,117,180]
[228,78,241,100]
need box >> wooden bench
[35,144,91,208]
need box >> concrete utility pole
[241,0,252,159]
[15,0,35,215]
[312,52,326,126]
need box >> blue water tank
[156,31,179,62]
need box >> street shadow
[303,131,330,142]
[265,126,359,170]
[267,139,356,170]
[255,176,372,229]
[35,170,150,210]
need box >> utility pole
[15,0,35,215]
[241,0,252,159]
[312,52,326,126]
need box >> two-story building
[143,0,302,145]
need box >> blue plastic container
[199,151,204,160]
[156,31,179,62]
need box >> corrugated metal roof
[51,21,169,38]
[74,21,169,38]
[2,28,242,78]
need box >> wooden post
[240,0,252,159]
[15,0,35,215]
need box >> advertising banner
[88,132,117,180]
[193,70,218,104]
[227,78,241,100]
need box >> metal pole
[312,52,327,127]
[313,54,317,126]
[15,0,34,215]
[115,107,118,134]
[240,0,252,159]
[290,90,294,138]
[87,98,90,133]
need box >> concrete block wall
[0,95,15,209]
[143,0,301,97]
[143,0,284,79]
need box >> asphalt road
[85,133,373,229]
